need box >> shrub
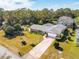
[21,41,27,46]
[30,43,36,47]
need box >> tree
[72,10,79,17]
[0,8,4,27]
[14,23,22,31]
[76,17,79,25]
[64,8,74,17]
[4,25,15,36]
[2,22,22,36]
[0,7,79,29]
[55,8,65,18]
[0,16,4,27]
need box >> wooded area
[0,8,78,36]
[0,8,79,26]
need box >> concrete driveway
[23,37,55,59]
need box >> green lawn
[0,30,43,56]
[23,31,43,44]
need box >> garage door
[48,33,57,38]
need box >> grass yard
[0,27,78,59]
[0,30,43,56]
[40,31,79,59]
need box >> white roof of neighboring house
[76,29,79,39]
[58,16,74,26]
[76,29,79,43]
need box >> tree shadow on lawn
[4,35,16,39]
[54,43,63,51]
[4,32,24,39]
[56,36,74,42]
[56,36,67,42]
[55,46,63,51]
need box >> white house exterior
[47,33,57,38]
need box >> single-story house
[58,16,75,28]
[29,23,67,38]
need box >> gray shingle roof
[30,23,66,35]
[47,24,66,34]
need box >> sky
[0,0,79,10]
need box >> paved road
[0,45,22,59]
[23,37,55,59]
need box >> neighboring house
[76,29,79,45]
[30,23,66,38]
[58,16,75,28]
